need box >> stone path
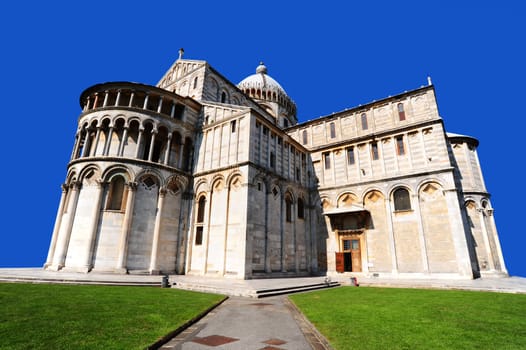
[159,296,331,350]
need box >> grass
[289,286,526,350]
[0,283,225,350]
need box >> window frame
[361,113,368,130]
[393,188,412,211]
[396,135,405,156]
[398,103,406,121]
[371,142,379,160]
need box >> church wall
[92,211,123,270]
[267,184,283,272]
[196,107,250,173]
[157,190,184,273]
[363,191,392,273]
[206,181,228,274]
[465,201,489,271]
[289,87,439,150]
[247,178,266,272]
[226,176,248,277]
[449,140,487,193]
[64,183,99,268]
[126,182,157,270]
[419,183,458,273]
[392,211,422,272]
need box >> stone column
[149,188,166,274]
[102,91,109,107]
[118,127,128,157]
[148,129,157,162]
[80,128,92,157]
[478,208,495,271]
[170,101,176,118]
[157,97,163,113]
[485,208,508,274]
[293,201,299,273]
[164,133,172,165]
[128,92,135,107]
[84,97,90,112]
[103,126,114,156]
[178,141,184,169]
[70,132,81,161]
[91,126,101,157]
[80,180,105,273]
[135,127,144,159]
[143,94,149,109]
[413,193,430,273]
[384,197,398,274]
[44,184,68,268]
[264,186,271,273]
[280,191,286,272]
[93,94,99,109]
[444,188,473,277]
[116,182,137,272]
[50,181,81,270]
[115,90,121,106]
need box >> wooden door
[335,252,345,273]
[350,239,362,272]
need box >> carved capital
[61,183,68,192]
[159,188,167,197]
[126,182,138,191]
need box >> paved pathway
[2,268,526,350]
[159,296,330,350]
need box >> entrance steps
[171,276,341,298]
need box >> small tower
[237,62,297,128]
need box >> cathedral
[44,50,508,280]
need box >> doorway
[336,235,362,272]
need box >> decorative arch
[363,189,385,205]
[337,192,359,207]
[211,175,226,192]
[101,165,132,183]
[134,168,163,188]
[226,172,243,190]
[416,178,444,194]
[78,164,102,182]
[320,196,333,210]
[418,181,443,199]
[165,176,184,195]
[194,178,209,194]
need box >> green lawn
[290,286,526,350]
[0,283,225,350]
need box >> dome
[237,62,297,122]
[238,62,288,96]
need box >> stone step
[0,276,161,287]
[255,282,341,298]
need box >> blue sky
[1,2,524,277]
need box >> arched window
[193,76,198,89]
[297,198,305,219]
[361,113,368,130]
[106,176,126,211]
[330,122,336,138]
[195,196,206,245]
[197,196,206,223]
[396,135,405,155]
[221,91,227,103]
[302,130,308,145]
[393,188,411,211]
[285,196,293,222]
[398,103,406,121]
[371,142,379,160]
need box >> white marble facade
[44,53,507,279]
